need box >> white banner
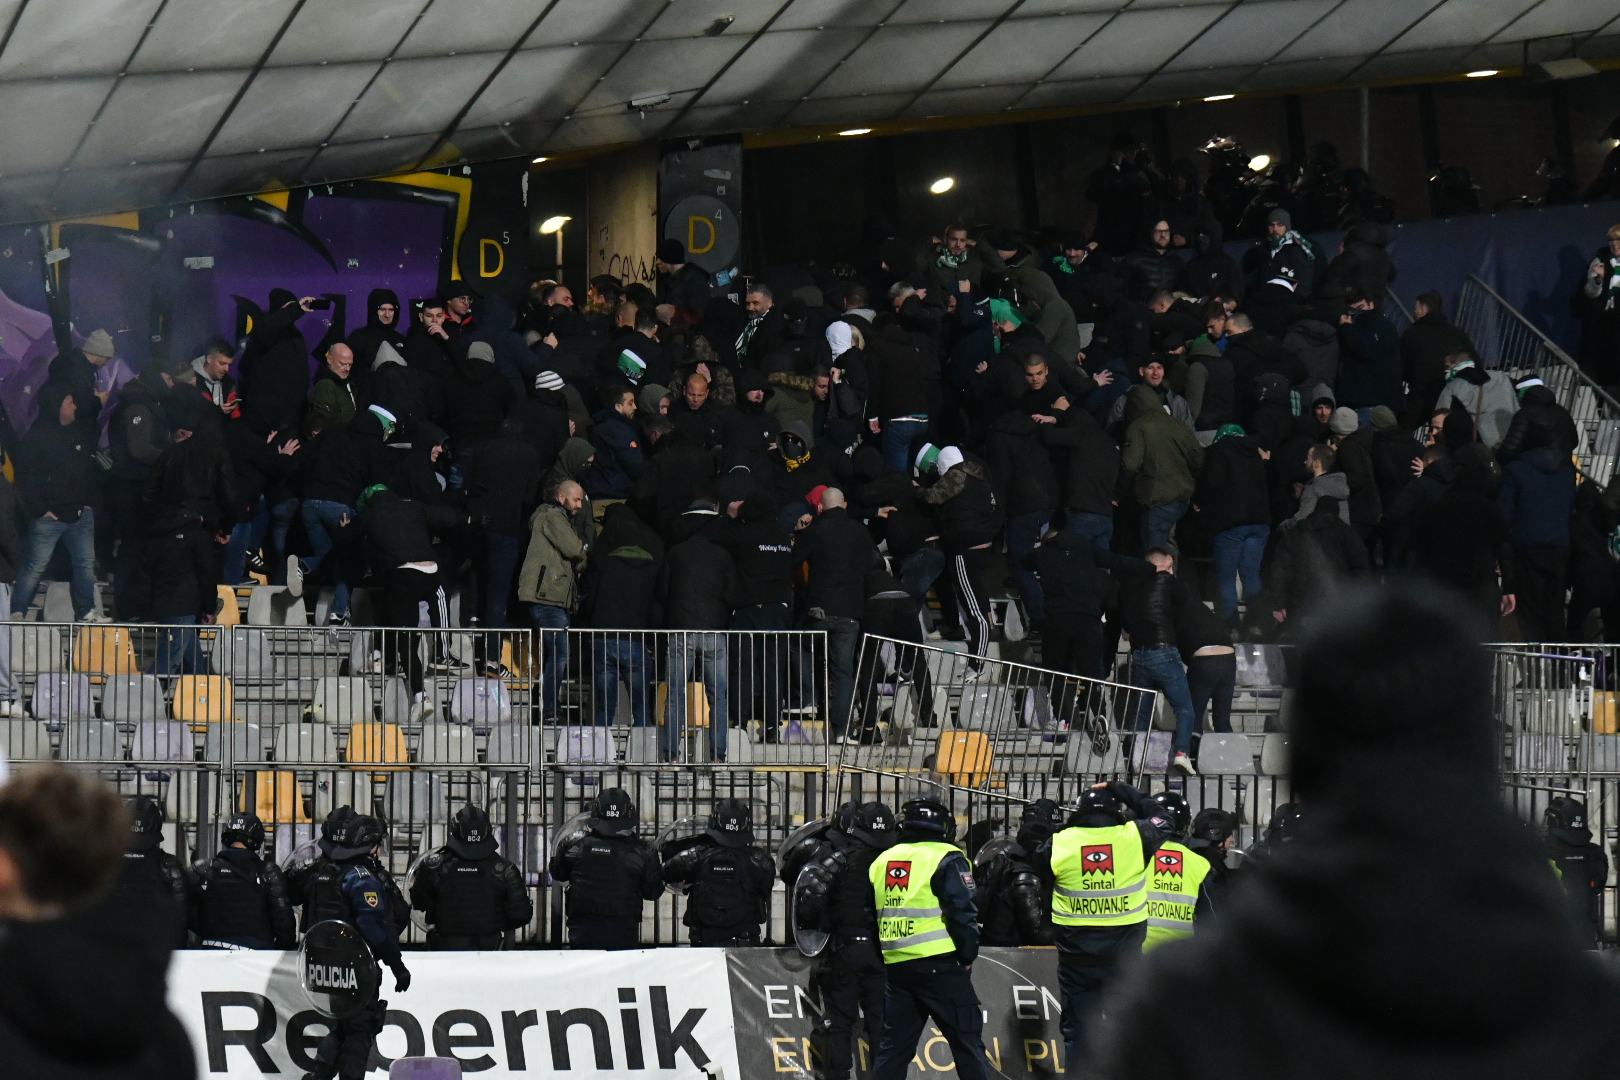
[168,949,739,1079]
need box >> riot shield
[300,920,381,1019]
[973,836,1015,868]
[551,812,592,858]
[655,816,708,893]
[791,862,832,958]
[282,837,323,877]
[776,816,831,880]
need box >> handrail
[1384,285,1413,324]
[1463,273,1620,415]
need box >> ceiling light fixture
[539,215,571,234]
[1203,93,1234,101]
[929,177,955,194]
[532,157,548,164]
[1248,154,1271,172]
[839,128,871,136]
[1466,69,1498,78]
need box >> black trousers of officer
[1057,922,1145,1074]
[872,956,992,1080]
[311,999,387,1080]
[568,915,640,950]
[809,947,886,1080]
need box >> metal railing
[1454,274,1620,484]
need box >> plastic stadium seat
[211,628,275,683]
[312,677,373,725]
[174,676,234,727]
[275,723,337,763]
[73,626,140,684]
[1128,731,1174,773]
[102,674,167,724]
[379,677,413,726]
[1259,733,1291,776]
[247,586,304,627]
[246,771,310,824]
[348,722,408,770]
[214,585,241,626]
[417,724,476,765]
[485,723,540,766]
[32,673,95,722]
[1196,733,1256,775]
[561,725,611,785]
[63,720,122,761]
[0,719,49,761]
[935,730,993,787]
[1580,734,1620,773]
[11,624,65,674]
[205,721,264,764]
[956,685,1015,731]
[1063,736,1124,775]
[1514,734,1568,773]
[131,720,192,762]
[449,678,511,726]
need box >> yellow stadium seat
[347,722,408,771]
[72,626,139,684]
[174,675,233,728]
[215,585,241,626]
[242,770,311,824]
[935,730,993,788]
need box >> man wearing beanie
[1243,207,1316,335]
[1328,406,1381,548]
[655,238,711,317]
[445,340,516,489]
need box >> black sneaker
[244,551,268,577]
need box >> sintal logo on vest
[884,861,912,890]
[1155,849,1184,876]
[306,962,360,990]
[1081,845,1114,874]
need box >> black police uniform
[307,818,412,1080]
[780,801,859,927]
[1187,807,1239,923]
[411,805,533,949]
[288,806,357,936]
[871,800,994,1080]
[550,789,664,949]
[122,796,191,949]
[800,802,896,1080]
[1545,797,1609,945]
[662,800,776,946]
[1026,782,1171,1073]
[193,814,296,950]
[975,798,1063,946]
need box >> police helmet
[707,799,754,848]
[317,805,357,857]
[1069,787,1125,828]
[127,795,164,851]
[590,787,639,836]
[222,811,266,852]
[898,798,955,840]
[329,814,385,860]
[1150,792,1191,836]
[1022,798,1066,830]
[1190,808,1237,846]
[832,800,861,835]
[1545,796,1592,843]
[448,804,498,859]
[1266,802,1304,845]
[850,802,897,849]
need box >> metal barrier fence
[1454,274,1620,485]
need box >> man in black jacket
[240,289,315,432]
[736,284,788,368]
[866,321,934,473]
[1267,495,1369,631]
[1117,547,1201,774]
[107,362,174,619]
[718,491,797,734]
[1045,403,1121,551]
[581,504,663,726]
[11,385,104,621]
[445,340,516,488]
[465,416,540,674]
[918,446,1004,665]
[659,527,740,760]
[795,488,878,738]
[1497,376,1578,465]
[191,811,296,950]
[293,404,399,622]
[1400,291,1476,427]
[549,788,665,949]
[359,482,465,708]
[344,288,406,405]
[1195,424,1271,629]
[410,804,533,949]
[656,239,712,318]
[987,410,1060,628]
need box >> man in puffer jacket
[1498,445,1576,642]
[1496,376,1578,465]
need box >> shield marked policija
[300,920,381,1019]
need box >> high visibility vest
[869,841,957,963]
[1050,823,1148,927]
[1142,840,1210,951]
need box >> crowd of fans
[0,158,1604,765]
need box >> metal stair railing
[1454,274,1620,486]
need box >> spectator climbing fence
[1455,274,1620,485]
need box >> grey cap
[467,340,495,363]
[1267,207,1292,228]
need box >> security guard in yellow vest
[867,798,994,1080]
[1141,791,1210,951]
[1030,781,1173,1075]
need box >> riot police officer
[192,811,296,950]
[1544,796,1609,944]
[1187,807,1239,922]
[976,797,1064,946]
[798,802,897,1080]
[305,814,412,1080]
[869,798,995,1080]
[549,788,664,949]
[411,804,533,949]
[288,805,357,935]
[780,801,859,934]
[121,795,190,948]
[1244,801,1303,867]
[661,798,776,946]
[1141,791,1209,951]
[1031,781,1172,1074]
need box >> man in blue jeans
[290,404,399,622]
[518,481,588,722]
[1118,546,1199,774]
[11,386,103,621]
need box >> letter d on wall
[479,238,505,278]
[688,216,715,255]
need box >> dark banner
[727,948,1067,1079]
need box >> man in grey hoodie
[1290,443,1350,525]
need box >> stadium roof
[4,0,1619,222]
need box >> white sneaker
[1173,751,1197,775]
[80,611,110,624]
[407,691,436,725]
[0,701,15,718]
[287,555,304,598]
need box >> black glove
[390,961,411,993]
